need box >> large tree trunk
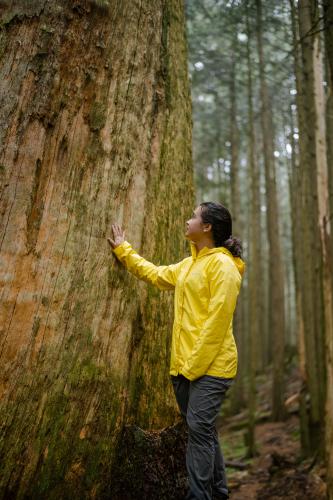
[0,1,193,497]
[255,0,286,421]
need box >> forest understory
[112,367,326,500]
[222,368,327,500]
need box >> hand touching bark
[107,223,126,249]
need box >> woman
[108,202,245,500]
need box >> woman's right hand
[107,223,126,249]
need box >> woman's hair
[200,202,243,258]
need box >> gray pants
[171,374,233,500]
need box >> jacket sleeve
[180,258,241,381]
[112,241,184,290]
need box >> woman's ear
[203,223,212,233]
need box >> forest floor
[219,367,327,500]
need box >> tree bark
[296,0,327,455]
[0,1,193,497]
[255,0,286,421]
[323,0,333,248]
[289,0,312,456]
[229,29,246,413]
[320,1,333,495]
[244,6,259,456]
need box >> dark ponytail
[223,236,243,258]
[200,202,243,258]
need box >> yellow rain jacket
[112,241,245,381]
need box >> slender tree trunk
[323,0,333,493]
[255,0,286,421]
[230,41,240,233]
[229,31,246,413]
[244,7,260,456]
[289,100,310,454]
[297,0,326,455]
[323,0,333,244]
[315,1,333,493]
[0,1,193,497]
[260,203,270,368]
[289,0,313,456]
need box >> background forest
[186,0,333,497]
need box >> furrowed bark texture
[0,1,193,498]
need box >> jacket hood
[190,242,245,276]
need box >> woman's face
[185,206,209,241]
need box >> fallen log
[225,460,248,470]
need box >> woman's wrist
[108,223,126,249]
[108,239,126,250]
